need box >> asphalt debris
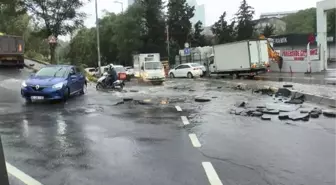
[276,88,291,97]
[261,115,271,120]
[323,110,336,118]
[195,97,211,102]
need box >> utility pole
[166,25,170,62]
[95,0,102,76]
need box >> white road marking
[181,116,190,125]
[175,105,182,112]
[188,133,201,147]
[6,162,43,185]
[202,162,223,185]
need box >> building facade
[254,17,287,35]
[268,33,336,72]
[260,10,298,19]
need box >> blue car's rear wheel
[80,83,87,95]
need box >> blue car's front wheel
[63,87,70,101]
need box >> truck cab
[134,53,165,85]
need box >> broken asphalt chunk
[285,99,304,104]
[235,101,246,107]
[289,113,309,121]
[278,114,289,120]
[323,110,336,118]
[261,115,271,120]
[310,112,320,118]
[262,109,280,115]
[252,111,263,117]
[235,108,245,115]
[123,98,133,102]
[275,88,291,97]
[195,97,211,102]
[283,84,293,88]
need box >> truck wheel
[232,73,240,79]
[187,72,193,78]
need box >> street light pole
[114,1,124,13]
[95,0,102,76]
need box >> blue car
[21,65,87,102]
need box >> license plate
[31,96,44,100]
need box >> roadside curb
[24,57,50,65]
[196,78,336,107]
[23,64,38,72]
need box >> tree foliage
[282,8,316,34]
[190,21,207,47]
[234,0,255,41]
[138,0,166,54]
[167,0,195,48]
[262,24,275,37]
[211,12,236,44]
[23,0,88,63]
[282,8,335,34]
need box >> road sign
[48,35,57,44]
[184,48,190,55]
[184,42,189,48]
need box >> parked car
[168,63,203,78]
[85,67,96,76]
[125,66,134,81]
[21,65,87,103]
[197,64,207,77]
[94,66,109,77]
[114,65,127,81]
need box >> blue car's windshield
[35,67,68,77]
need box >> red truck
[0,34,25,68]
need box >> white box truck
[133,53,165,85]
[209,39,269,78]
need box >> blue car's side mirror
[70,75,77,79]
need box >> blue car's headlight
[21,81,27,88]
[52,82,64,90]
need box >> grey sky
[81,0,320,28]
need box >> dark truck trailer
[0,35,25,68]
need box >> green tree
[190,21,206,47]
[262,24,275,37]
[234,0,255,41]
[68,28,97,67]
[99,12,119,65]
[327,9,335,34]
[138,0,166,55]
[167,0,195,48]
[211,12,236,44]
[112,3,144,66]
[23,0,88,64]
[282,8,316,34]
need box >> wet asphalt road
[0,68,335,185]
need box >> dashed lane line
[202,162,223,185]
[181,116,190,125]
[175,105,182,112]
[188,133,201,148]
[6,162,43,185]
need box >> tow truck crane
[259,34,284,71]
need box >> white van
[133,53,165,85]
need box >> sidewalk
[254,70,336,86]
[199,77,336,106]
